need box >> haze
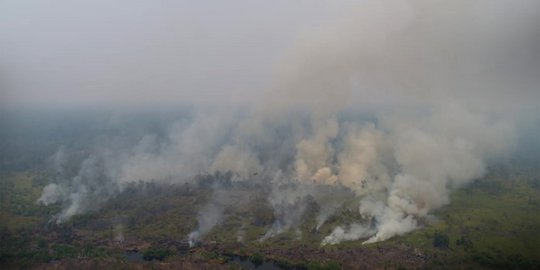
[1,0,538,112]
[1,0,540,252]
[1,0,364,109]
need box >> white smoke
[37,183,64,206]
[189,202,224,247]
[295,117,339,185]
[210,145,263,179]
[37,150,123,223]
[322,223,375,246]
[119,111,238,184]
[36,0,537,245]
[261,180,311,240]
[188,180,253,246]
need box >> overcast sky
[1,0,539,111]
[0,1,363,109]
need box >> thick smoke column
[37,0,539,244]
[213,0,531,244]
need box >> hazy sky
[1,0,361,109]
[1,0,539,111]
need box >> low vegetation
[1,162,539,269]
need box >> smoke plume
[34,0,539,245]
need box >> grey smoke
[322,223,375,246]
[29,0,540,245]
[189,180,254,246]
[38,150,122,223]
[189,202,224,247]
[261,181,311,240]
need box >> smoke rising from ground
[32,0,540,244]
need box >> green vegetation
[305,260,341,270]
[1,163,539,269]
[249,252,264,266]
[0,173,56,230]
[142,246,175,261]
[275,258,293,268]
[432,232,449,249]
[383,167,540,268]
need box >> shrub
[52,244,78,259]
[142,246,174,261]
[306,260,342,270]
[275,258,293,269]
[249,252,264,266]
[472,252,497,267]
[433,232,449,249]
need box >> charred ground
[1,162,540,269]
[1,111,540,269]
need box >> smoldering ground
[2,0,537,245]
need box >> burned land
[1,157,540,269]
